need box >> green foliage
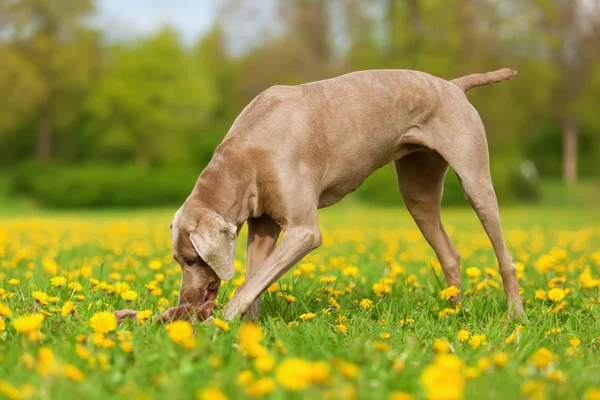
[85,29,219,166]
[0,0,599,208]
[11,163,199,208]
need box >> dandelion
[389,392,414,400]
[32,291,49,305]
[13,313,44,333]
[89,312,117,334]
[283,294,296,303]
[466,267,482,279]
[433,339,450,353]
[545,328,561,337]
[37,347,57,377]
[529,348,555,369]
[136,310,153,324]
[457,329,469,343]
[254,354,275,374]
[335,324,348,334]
[373,341,390,352]
[61,300,75,317]
[299,313,316,321]
[393,359,405,373]
[198,388,227,400]
[569,337,581,347]
[535,289,546,300]
[0,303,12,318]
[493,352,508,367]
[276,358,314,391]
[547,288,565,302]
[380,332,391,340]
[469,334,486,349]
[420,354,465,400]
[120,290,138,302]
[245,378,276,397]
[149,259,162,271]
[238,323,266,358]
[332,359,359,379]
[328,297,340,310]
[63,364,85,382]
[8,279,19,285]
[68,282,83,291]
[120,341,133,353]
[359,298,373,309]
[439,286,460,300]
[165,320,195,348]
[373,282,392,296]
[342,266,359,278]
[51,276,67,287]
[213,318,231,332]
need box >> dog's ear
[189,214,237,281]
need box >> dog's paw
[114,309,139,323]
[196,301,217,321]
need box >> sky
[95,0,218,44]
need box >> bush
[11,163,199,208]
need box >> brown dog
[120,68,526,323]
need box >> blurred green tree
[0,0,99,162]
[85,28,219,166]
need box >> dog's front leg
[244,215,281,321]
[224,224,322,321]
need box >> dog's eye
[183,257,196,266]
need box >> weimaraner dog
[117,68,525,323]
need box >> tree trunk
[562,116,578,183]
[37,113,52,162]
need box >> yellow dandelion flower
[439,286,460,300]
[0,303,12,318]
[299,313,316,321]
[469,334,486,349]
[13,313,44,333]
[420,354,465,400]
[254,354,275,374]
[245,377,275,397]
[529,348,555,369]
[51,276,67,287]
[213,318,231,332]
[198,388,227,400]
[120,290,138,302]
[166,320,194,344]
[136,310,153,324]
[457,329,469,343]
[466,267,482,279]
[332,359,359,379]
[547,288,565,302]
[89,312,117,334]
[433,339,450,353]
[493,352,508,367]
[61,300,75,317]
[63,364,85,382]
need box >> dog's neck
[188,158,251,226]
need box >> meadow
[0,204,599,400]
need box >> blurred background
[0,0,598,210]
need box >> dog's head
[171,205,237,306]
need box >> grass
[0,205,599,400]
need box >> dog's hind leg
[430,119,526,319]
[394,151,462,303]
[245,214,281,321]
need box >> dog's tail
[451,68,516,92]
